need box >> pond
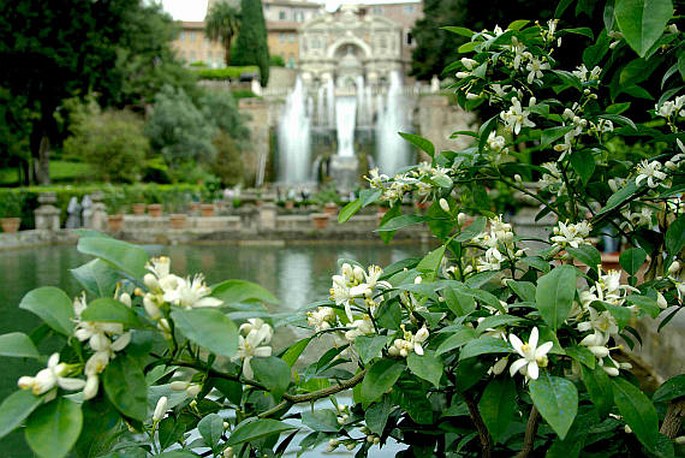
[0,241,428,456]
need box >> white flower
[18,353,86,396]
[162,274,223,309]
[388,324,429,357]
[579,331,611,358]
[83,375,99,400]
[525,56,550,84]
[508,327,553,380]
[439,198,450,213]
[551,220,592,249]
[233,319,273,379]
[344,316,375,341]
[635,160,667,188]
[307,306,336,332]
[153,396,168,422]
[500,97,536,135]
[487,131,507,152]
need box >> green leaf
[619,247,647,275]
[581,364,613,418]
[416,245,445,281]
[70,259,119,297]
[251,357,291,401]
[338,198,362,224]
[281,337,312,367]
[653,374,685,403]
[570,149,596,185]
[478,378,516,443]
[566,245,602,271]
[459,336,511,360]
[77,236,148,279]
[441,26,475,37]
[365,395,392,435]
[170,308,239,358]
[376,214,426,232]
[507,19,530,31]
[354,335,387,365]
[625,295,661,319]
[198,413,223,450]
[454,216,486,242]
[536,265,577,330]
[80,298,142,328]
[442,287,476,316]
[598,179,638,216]
[530,373,578,440]
[476,315,522,334]
[666,214,685,257]
[211,279,278,304]
[301,409,339,433]
[458,41,479,53]
[361,360,404,407]
[602,302,632,328]
[0,390,43,440]
[614,0,673,57]
[19,286,74,336]
[226,418,296,446]
[613,377,659,450]
[399,132,435,158]
[507,280,536,302]
[436,327,477,355]
[0,332,40,359]
[25,398,83,458]
[565,345,596,369]
[103,354,147,422]
[407,350,443,387]
[541,126,574,148]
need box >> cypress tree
[232,0,270,87]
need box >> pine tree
[232,0,270,87]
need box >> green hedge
[194,66,259,81]
[0,184,206,230]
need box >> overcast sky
[160,0,417,21]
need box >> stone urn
[169,214,187,230]
[285,200,295,210]
[311,213,330,230]
[323,202,339,217]
[200,204,215,217]
[0,217,21,233]
[147,204,163,217]
[132,203,147,215]
[107,214,124,232]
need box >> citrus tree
[1,0,684,456]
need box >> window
[179,31,185,41]
[406,32,413,45]
[288,33,295,43]
[278,10,286,20]
[189,32,196,42]
[287,54,295,68]
[279,33,286,43]
[404,5,416,13]
[372,6,383,14]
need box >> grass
[0,161,91,185]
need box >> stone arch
[326,36,372,60]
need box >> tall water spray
[278,77,311,184]
[326,78,335,128]
[376,71,410,175]
[335,97,357,157]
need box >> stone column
[34,192,61,231]
[90,191,108,232]
[238,205,259,232]
[259,203,278,231]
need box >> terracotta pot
[200,204,215,217]
[147,204,163,217]
[107,214,124,232]
[132,203,146,215]
[311,213,330,229]
[285,200,295,210]
[189,202,201,214]
[169,214,187,230]
[323,202,339,217]
[0,217,21,233]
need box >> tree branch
[515,405,540,458]
[660,398,685,439]
[463,392,491,458]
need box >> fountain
[376,71,411,175]
[277,77,312,184]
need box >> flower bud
[153,396,168,422]
[118,292,132,307]
[186,384,201,398]
[439,198,450,213]
[457,212,468,226]
[669,261,681,275]
[170,381,189,391]
[657,292,668,309]
[223,446,234,458]
[143,273,159,291]
[83,375,99,400]
[143,296,161,320]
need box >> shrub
[193,66,259,81]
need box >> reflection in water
[0,241,427,456]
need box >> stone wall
[417,94,478,157]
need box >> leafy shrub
[193,66,259,80]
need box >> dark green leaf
[441,26,475,37]
[619,247,647,275]
[565,345,596,369]
[338,198,362,224]
[170,308,238,358]
[354,335,387,365]
[226,419,296,446]
[454,216,486,242]
[365,395,392,435]
[81,298,142,328]
[570,149,596,185]
[416,245,445,280]
[459,336,511,360]
[399,132,435,158]
[614,0,673,57]
[478,378,516,443]
[251,357,291,401]
[666,215,685,257]
[581,364,613,418]
[376,214,425,232]
[507,280,536,302]
[25,398,83,458]
[281,337,311,367]
[301,409,339,433]
[541,126,574,148]
[77,236,148,279]
[625,295,661,319]
[437,327,477,355]
[0,332,40,359]
[70,259,119,297]
[530,373,578,440]
[198,413,223,450]
[567,245,602,271]
[0,390,43,440]
[361,360,404,407]
[536,265,577,330]
[613,377,659,450]
[507,19,529,31]
[407,350,443,387]
[19,286,74,336]
[598,178,638,216]
[211,279,278,304]
[103,354,147,422]
[653,374,685,403]
[475,315,522,334]
[442,287,476,316]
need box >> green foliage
[205,2,241,66]
[194,65,259,81]
[232,0,270,87]
[63,107,149,183]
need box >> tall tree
[205,1,241,66]
[232,0,270,87]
